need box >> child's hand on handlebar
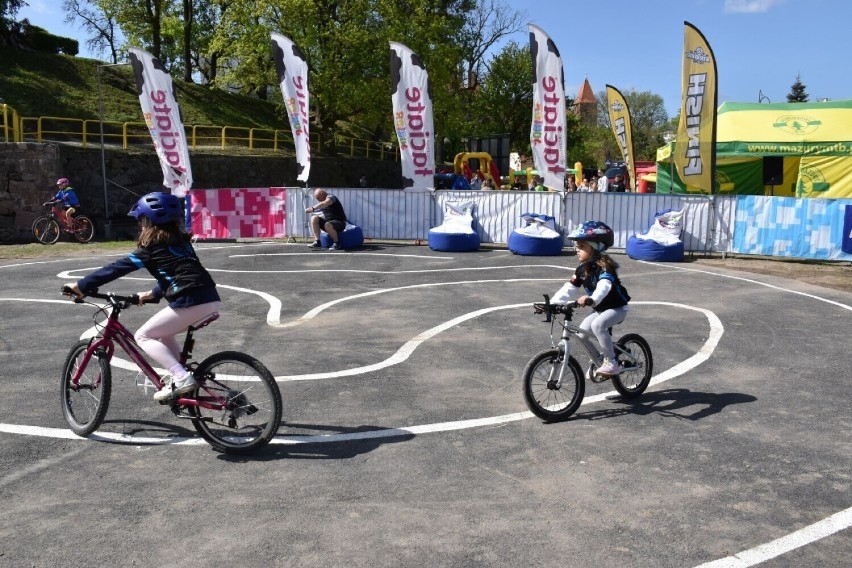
[62,284,85,301]
[136,290,157,305]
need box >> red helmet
[56,178,70,186]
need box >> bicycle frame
[69,302,227,411]
[546,308,643,386]
[550,315,604,366]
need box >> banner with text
[189,188,287,239]
[605,85,636,190]
[389,41,435,192]
[271,33,311,183]
[528,24,566,192]
[674,21,717,194]
[128,47,193,197]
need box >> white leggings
[580,306,628,362]
[134,301,221,372]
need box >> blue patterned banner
[733,196,852,260]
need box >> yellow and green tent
[657,100,852,198]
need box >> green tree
[1,0,25,32]
[466,41,531,153]
[210,0,474,154]
[63,0,121,63]
[786,73,808,103]
[596,88,668,162]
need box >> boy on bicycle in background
[551,221,631,377]
[51,178,81,225]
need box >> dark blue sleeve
[77,252,146,294]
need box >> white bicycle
[522,295,653,421]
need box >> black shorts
[320,219,345,234]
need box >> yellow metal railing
[3,108,401,160]
[1,104,23,142]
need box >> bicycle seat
[189,312,219,331]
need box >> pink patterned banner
[189,187,287,239]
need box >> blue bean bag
[428,200,480,252]
[626,235,684,262]
[508,214,563,256]
[320,223,364,249]
[626,208,685,262]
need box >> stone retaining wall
[0,143,403,242]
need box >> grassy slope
[0,47,285,128]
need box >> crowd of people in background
[563,169,629,193]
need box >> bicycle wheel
[72,216,95,243]
[60,339,112,436]
[522,349,584,421]
[33,216,60,244]
[190,351,282,454]
[612,334,653,399]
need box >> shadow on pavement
[572,388,757,422]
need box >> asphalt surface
[0,242,849,568]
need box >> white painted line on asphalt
[639,261,852,312]
[230,252,455,260]
[207,264,569,274]
[0,300,721,445]
[692,505,852,567]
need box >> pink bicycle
[60,286,282,454]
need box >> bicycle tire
[72,216,95,243]
[189,351,282,454]
[33,216,60,244]
[522,349,584,421]
[60,339,112,436]
[612,334,653,399]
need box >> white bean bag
[320,222,364,249]
[626,209,685,262]
[428,200,480,252]
[508,213,563,256]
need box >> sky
[15,0,850,118]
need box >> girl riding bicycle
[52,178,81,225]
[552,221,630,377]
[67,192,221,401]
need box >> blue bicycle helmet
[566,221,614,253]
[128,192,183,225]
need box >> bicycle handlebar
[61,285,160,307]
[533,294,579,322]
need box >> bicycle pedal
[589,375,611,384]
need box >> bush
[24,24,78,56]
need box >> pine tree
[787,74,809,103]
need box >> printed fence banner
[128,47,193,197]
[606,85,636,190]
[732,195,852,260]
[528,24,566,192]
[189,188,287,239]
[389,41,435,192]
[674,21,717,195]
[271,33,310,183]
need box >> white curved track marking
[207,264,568,275]
[0,300,722,446]
[230,252,454,260]
[639,261,852,312]
[692,505,852,568]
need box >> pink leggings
[134,301,221,371]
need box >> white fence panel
[286,188,737,253]
[432,191,564,243]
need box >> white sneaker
[595,359,622,376]
[153,373,197,401]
